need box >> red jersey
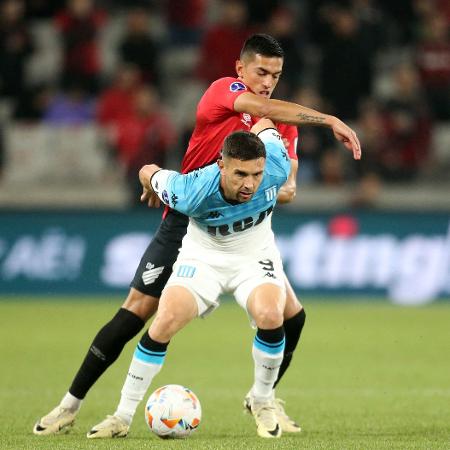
[181,77,298,174]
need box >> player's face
[236,54,283,98]
[219,157,265,203]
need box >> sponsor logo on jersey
[241,113,252,127]
[207,205,273,236]
[161,190,169,204]
[142,263,164,285]
[171,193,178,207]
[229,81,246,92]
[265,185,277,202]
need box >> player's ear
[217,158,224,170]
[236,59,244,77]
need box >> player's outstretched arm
[234,92,362,160]
[139,163,162,208]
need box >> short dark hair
[222,131,266,161]
[240,34,284,60]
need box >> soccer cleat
[33,406,76,435]
[249,397,281,438]
[244,392,301,433]
[87,415,129,439]
[273,398,302,433]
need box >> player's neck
[219,180,240,205]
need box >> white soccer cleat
[243,391,252,414]
[244,391,301,433]
[87,415,129,439]
[33,405,76,435]
[273,397,302,433]
[249,397,281,438]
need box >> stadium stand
[0,0,449,210]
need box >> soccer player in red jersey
[34,34,361,438]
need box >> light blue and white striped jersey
[151,129,290,245]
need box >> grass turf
[0,298,449,449]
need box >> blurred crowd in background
[1,0,449,207]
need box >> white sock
[60,392,82,413]
[251,336,284,401]
[114,351,164,425]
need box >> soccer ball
[145,384,201,438]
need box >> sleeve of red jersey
[206,78,249,115]
[278,124,299,160]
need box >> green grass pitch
[0,298,449,450]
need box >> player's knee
[253,304,284,329]
[149,308,186,341]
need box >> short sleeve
[202,78,249,115]
[151,169,211,216]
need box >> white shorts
[163,240,285,318]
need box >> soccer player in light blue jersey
[35,35,362,439]
[89,119,292,439]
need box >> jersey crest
[264,185,277,202]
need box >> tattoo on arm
[296,113,326,124]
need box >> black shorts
[130,210,189,297]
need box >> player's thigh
[130,211,188,298]
[283,273,303,320]
[149,286,199,342]
[165,257,223,318]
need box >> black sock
[273,309,306,389]
[69,308,145,399]
[256,326,285,344]
[139,330,169,352]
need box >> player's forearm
[235,93,334,128]
[263,98,335,127]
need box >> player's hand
[277,182,296,203]
[141,187,161,208]
[329,116,361,160]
